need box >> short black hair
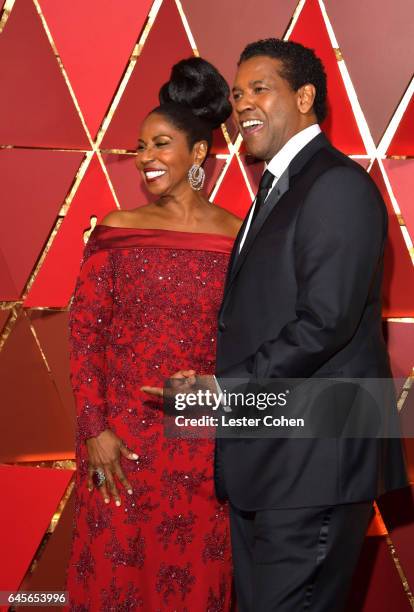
[150,57,232,155]
[239,38,327,124]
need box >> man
[143,39,407,611]
[212,39,407,611]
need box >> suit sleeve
[69,246,114,441]
[251,166,386,379]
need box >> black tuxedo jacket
[214,132,407,511]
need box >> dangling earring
[188,164,205,191]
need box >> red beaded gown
[66,225,234,611]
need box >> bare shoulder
[212,206,243,238]
[100,206,153,228]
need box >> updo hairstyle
[150,57,232,155]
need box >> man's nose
[234,93,255,116]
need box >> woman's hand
[141,369,197,397]
[86,429,138,506]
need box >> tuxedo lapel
[220,132,329,309]
[229,169,289,283]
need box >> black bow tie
[251,169,274,223]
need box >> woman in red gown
[66,58,241,610]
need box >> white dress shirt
[239,123,322,252]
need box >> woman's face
[135,113,199,196]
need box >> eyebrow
[137,134,173,143]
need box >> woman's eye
[136,144,145,152]
[254,87,266,94]
[156,141,169,147]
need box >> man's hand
[141,369,197,398]
[86,429,137,506]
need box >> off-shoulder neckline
[96,224,235,241]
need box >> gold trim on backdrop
[236,152,255,201]
[21,477,75,585]
[18,151,93,307]
[377,76,414,157]
[94,0,164,150]
[175,0,198,54]
[32,0,93,149]
[283,0,307,40]
[385,535,414,609]
[376,159,414,262]
[318,0,377,159]
[25,309,52,373]
[0,144,91,153]
[0,0,16,35]
[59,151,94,216]
[7,459,76,470]
[21,217,64,302]
[386,318,414,323]
[209,154,233,202]
[0,306,18,353]
[397,375,414,412]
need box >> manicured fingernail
[104,498,110,504]
[127,489,133,495]
[115,500,121,507]
[131,453,138,460]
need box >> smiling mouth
[144,169,167,182]
[241,119,264,135]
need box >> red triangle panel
[181,0,298,86]
[29,310,75,428]
[212,155,252,218]
[0,0,88,148]
[387,91,414,156]
[21,490,75,592]
[38,0,153,137]
[240,155,265,194]
[383,159,414,241]
[383,321,414,394]
[369,162,414,317]
[101,0,194,150]
[25,155,117,307]
[0,249,18,300]
[377,484,414,590]
[0,149,84,300]
[289,0,366,154]
[347,536,412,611]
[0,313,74,462]
[0,464,72,591]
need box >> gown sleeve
[69,240,114,442]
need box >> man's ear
[297,83,316,116]
[193,140,208,166]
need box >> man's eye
[156,141,169,147]
[136,144,145,152]
[254,86,266,94]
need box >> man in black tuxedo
[213,39,407,611]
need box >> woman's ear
[193,140,208,166]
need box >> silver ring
[92,467,106,488]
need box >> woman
[66,57,241,611]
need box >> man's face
[232,56,304,162]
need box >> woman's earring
[188,164,205,191]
